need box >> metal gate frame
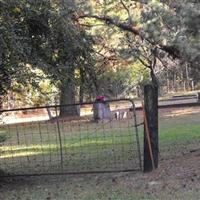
[0,99,142,177]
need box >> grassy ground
[0,107,200,200]
[0,116,141,175]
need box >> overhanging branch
[74,13,181,59]
[74,14,140,36]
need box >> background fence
[0,99,142,177]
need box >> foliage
[0,0,37,95]
[141,0,200,65]
[1,0,200,103]
[77,0,200,88]
[0,0,96,104]
[12,79,58,107]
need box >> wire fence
[0,99,142,177]
[136,105,200,165]
[1,99,199,177]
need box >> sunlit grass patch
[0,151,43,159]
[0,111,199,176]
[0,134,134,159]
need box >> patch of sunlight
[0,144,57,151]
[0,151,43,159]
[0,138,121,159]
[68,139,113,148]
[165,108,200,117]
[0,139,113,151]
[0,130,7,134]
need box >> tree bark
[143,84,159,172]
[79,68,84,103]
[167,71,170,93]
[0,95,3,110]
[59,68,79,117]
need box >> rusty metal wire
[0,99,142,177]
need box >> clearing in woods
[0,107,200,200]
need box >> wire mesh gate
[0,99,142,177]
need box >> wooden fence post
[143,84,159,172]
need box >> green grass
[159,115,200,144]
[160,124,200,143]
[0,113,200,200]
[0,113,200,174]
[0,120,139,173]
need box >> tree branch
[74,13,181,59]
[120,0,133,24]
[74,13,140,36]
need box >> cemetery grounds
[0,106,199,200]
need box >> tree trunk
[0,95,3,110]
[143,84,159,172]
[173,72,177,92]
[59,68,79,117]
[79,68,84,103]
[136,85,140,98]
[191,80,194,91]
[185,64,190,91]
[167,71,170,93]
[197,92,200,102]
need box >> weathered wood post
[143,84,159,172]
